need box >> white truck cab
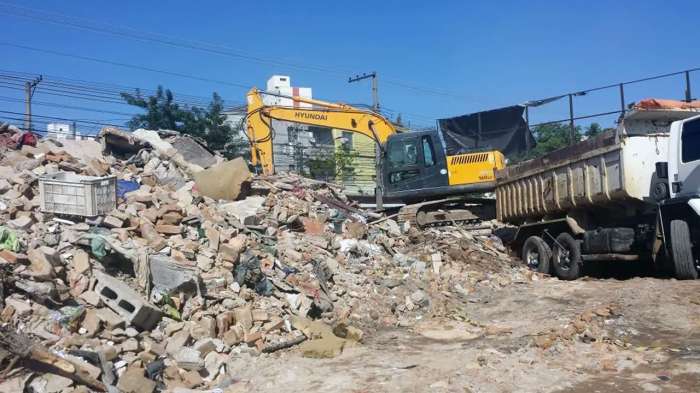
[668,114,700,202]
[658,114,700,279]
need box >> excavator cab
[382,130,450,202]
[382,129,505,203]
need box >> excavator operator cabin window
[422,136,435,167]
[387,139,419,168]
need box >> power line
[0,42,252,91]
[0,110,124,127]
[0,2,347,75]
[0,68,228,106]
[0,117,102,135]
[0,95,137,116]
[0,69,240,108]
[0,55,442,124]
[0,2,482,102]
[0,83,134,105]
[0,79,231,110]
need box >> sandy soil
[225,275,700,392]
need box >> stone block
[7,215,32,230]
[233,306,253,330]
[155,224,181,235]
[94,272,162,330]
[103,215,124,228]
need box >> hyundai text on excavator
[245,88,506,226]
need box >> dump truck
[496,99,700,280]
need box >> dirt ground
[225,274,700,393]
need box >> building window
[288,126,300,144]
[341,131,353,149]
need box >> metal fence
[270,142,379,196]
[524,67,699,143]
[240,67,700,196]
[231,138,379,196]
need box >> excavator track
[397,197,496,228]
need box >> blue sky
[2,0,700,133]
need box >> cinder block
[94,271,162,330]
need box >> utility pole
[568,93,575,145]
[348,72,379,111]
[348,71,382,209]
[24,75,43,133]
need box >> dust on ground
[228,276,700,393]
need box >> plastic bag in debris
[0,226,20,252]
[116,179,140,199]
[235,250,273,296]
[155,292,182,321]
[274,259,299,277]
[50,305,85,332]
[90,235,108,260]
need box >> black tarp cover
[437,105,535,158]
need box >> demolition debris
[0,125,520,392]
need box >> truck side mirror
[655,162,668,179]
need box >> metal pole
[685,71,692,102]
[371,72,379,111]
[348,72,379,112]
[349,72,383,209]
[619,83,626,113]
[24,81,31,132]
[524,106,531,151]
[568,94,575,145]
[23,75,42,133]
[476,112,482,148]
[375,145,383,210]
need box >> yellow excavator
[246,88,506,226]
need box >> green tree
[533,122,581,154]
[121,86,238,156]
[200,93,233,152]
[585,122,603,138]
[514,123,581,162]
[306,144,359,181]
[121,86,184,131]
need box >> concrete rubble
[0,127,523,392]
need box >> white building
[46,123,75,140]
[263,75,313,108]
[225,75,342,176]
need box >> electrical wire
[0,68,228,106]
[0,44,442,122]
[0,110,124,127]
[0,75,218,109]
[0,2,485,102]
[0,42,251,91]
[0,95,136,116]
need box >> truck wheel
[670,219,698,280]
[521,236,551,274]
[553,233,582,280]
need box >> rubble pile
[533,304,621,351]
[0,130,522,392]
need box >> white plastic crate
[39,172,117,217]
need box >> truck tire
[670,219,698,280]
[553,233,582,280]
[521,236,552,274]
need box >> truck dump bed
[495,131,629,223]
[495,106,700,224]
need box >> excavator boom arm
[246,88,397,175]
